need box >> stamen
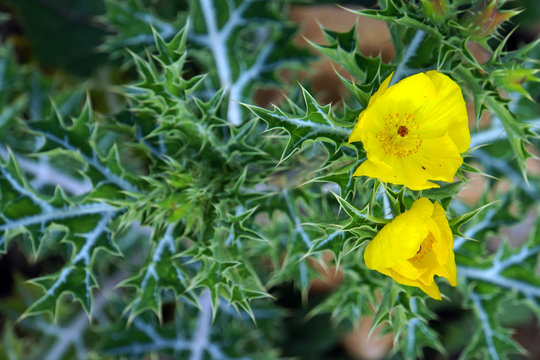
[376,112,422,157]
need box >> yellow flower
[363,198,456,300]
[349,71,470,190]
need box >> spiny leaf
[332,191,389,230]
[307,24,393,106]
[20,211,118,319]
[188,0,311,125]
[29,99,140,194]
[244,88,351,161]
[103,0,181,57]
[121,224,196,322]
[307,269,378,324]
[370,279,400,334]
[484,95,534,181]
[449,202,497,237]
[460,291,526,360]
[397,297,446,359]
[186,243,270,321]
[349,1,443,40]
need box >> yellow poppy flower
[363,198,456,300]
[349,71,470,190]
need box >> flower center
[397,126,408,137]
[409,232,435,264]
[376,112,422,157]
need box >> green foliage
[244,87,352,160]
[1,0,540,359]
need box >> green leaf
[307,268,378,325]
[121,224,196,322]
[244,88,351,160]
[188,0,311,125]
[30,99,140,195]
[449,202,496,237]
[350,1,443,40]
[104,0,180,57]
[310,155,359,199]
[99,300,280,358]
[370,279,400,335]
[421,182,463,208]
[0,322,24,360]
[460,291,526,360]
[332,191,389,230]
[484,95,533,181]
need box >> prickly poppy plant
[0,0,539,359]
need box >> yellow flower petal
[356,134,461,190]
[408,135,463,183]
[349,71,470,190]
[430,203,453,262]
[375,72,437,115]
[348,73,393,143]
[432,202,457,286]
[384,268,442,300]
[409,234,440,285]
[422,71,471,153]
[363,198,457,300]
[391,259,427,280]
[364,198,433,270]
[371,72,393,101]
[349,113,366,144]
[417,279,442,300]
[444,253,457,287]
[352,158,392,179]
[381,267,423,286]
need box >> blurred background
[0,0,539,359]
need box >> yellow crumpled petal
[363,198,457,300]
